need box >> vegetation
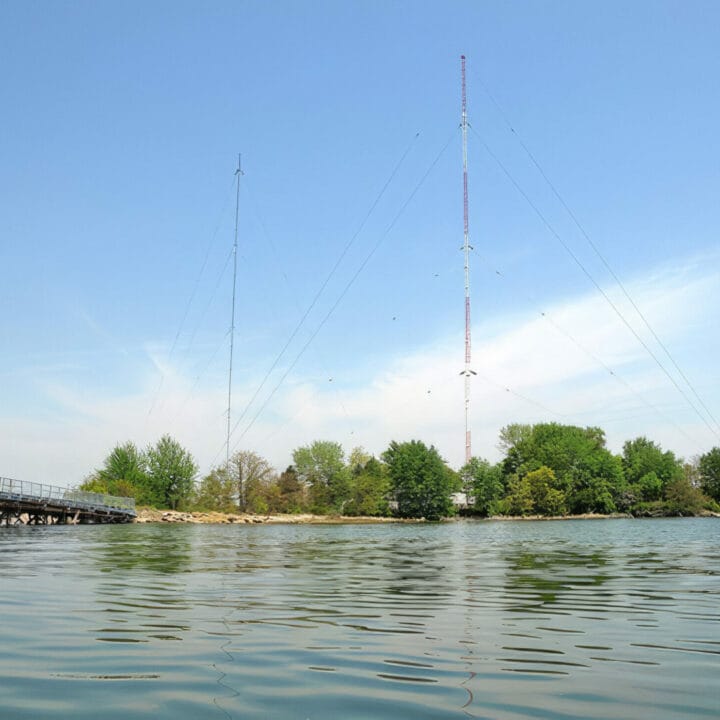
[474,424,717,518]
[81,435,198,510]
[228,450,275,512]
[461,457,504,516]
[144,435,198,510]
[293,440,349,514]
[84,425,720,520]
[699,447,720,502]
[193,466,236,513]
[82,441,146,499]
[382,440,455,521]
[345,449,391,517]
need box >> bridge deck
[0,477,136,525]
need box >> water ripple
[0,519,718,719]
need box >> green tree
[525,466,567,516]
[79,474,104,493]
[382,440,454,520]
[293,440,349,514]
[461,457,504,516]
[145,435,198,510]
[503,474,534,516]
[345,456,390,516]
[622,437,683,488]
[569,476,616,513]
[503,466,566,516]
[445,465,462,494]
[699,447,720,502]
[193,467,235,512]
[498,423,623,514]
[498,423,534,455]
[499,423,536,477]
[82,441,147,499]
[664,477,707,516]
[636,471,663,501]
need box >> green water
[0,519,718,719]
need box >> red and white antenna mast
[461,55,475,465]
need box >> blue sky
[2,1,719,485]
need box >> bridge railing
[0,477,136,513]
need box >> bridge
[0,477,136,526]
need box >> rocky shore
[135,508,403,524]
[486,512,633,521]
[135,509,719,524]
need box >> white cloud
[246,255,720,467]
[1,255,718,487]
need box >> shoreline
[135,509,720,524]
[484,512,632,522]
[135,509,408,525]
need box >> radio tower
[227,154,242,469]
[460,55,475,465]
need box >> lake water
[1,519,718,719]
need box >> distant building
[451,492,474,509]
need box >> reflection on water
[92,524,193,575]
[0,519,718,719]
[504,547,610,611]
[87,525,194,645]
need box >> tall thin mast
[227,154,242,468]
[461,55,474,465]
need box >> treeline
[81,435,198,510]
[82,437,456,520]
[82,424,720,519]
[465,424,720,518]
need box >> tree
[498,423,623,514]
[664,477,707,516]
[79,474,107,495]
[348,446,372,471]
[82,441,147,499]
[637,471,663,502]
[228,450,275,511]
[699,447,720,502]
[525,466,567,516]
[382,440,454,520]
[461,457,504,516]
[345,456,390,516]
[293,440,349,514]
[503,466,566,516]
[244,467,279,514]
[498,423,533,454]
[193,467,236,513]
[145,435,198,510]
[274,466,307,513]
[570,473,616,514]
[499,423,536,477]
[622,437,683,488]
[503,474,534,516]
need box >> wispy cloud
[1,255,717,486]
[246,254,720,467]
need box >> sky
[1,1,719,487]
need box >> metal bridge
[0,477,136,526]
